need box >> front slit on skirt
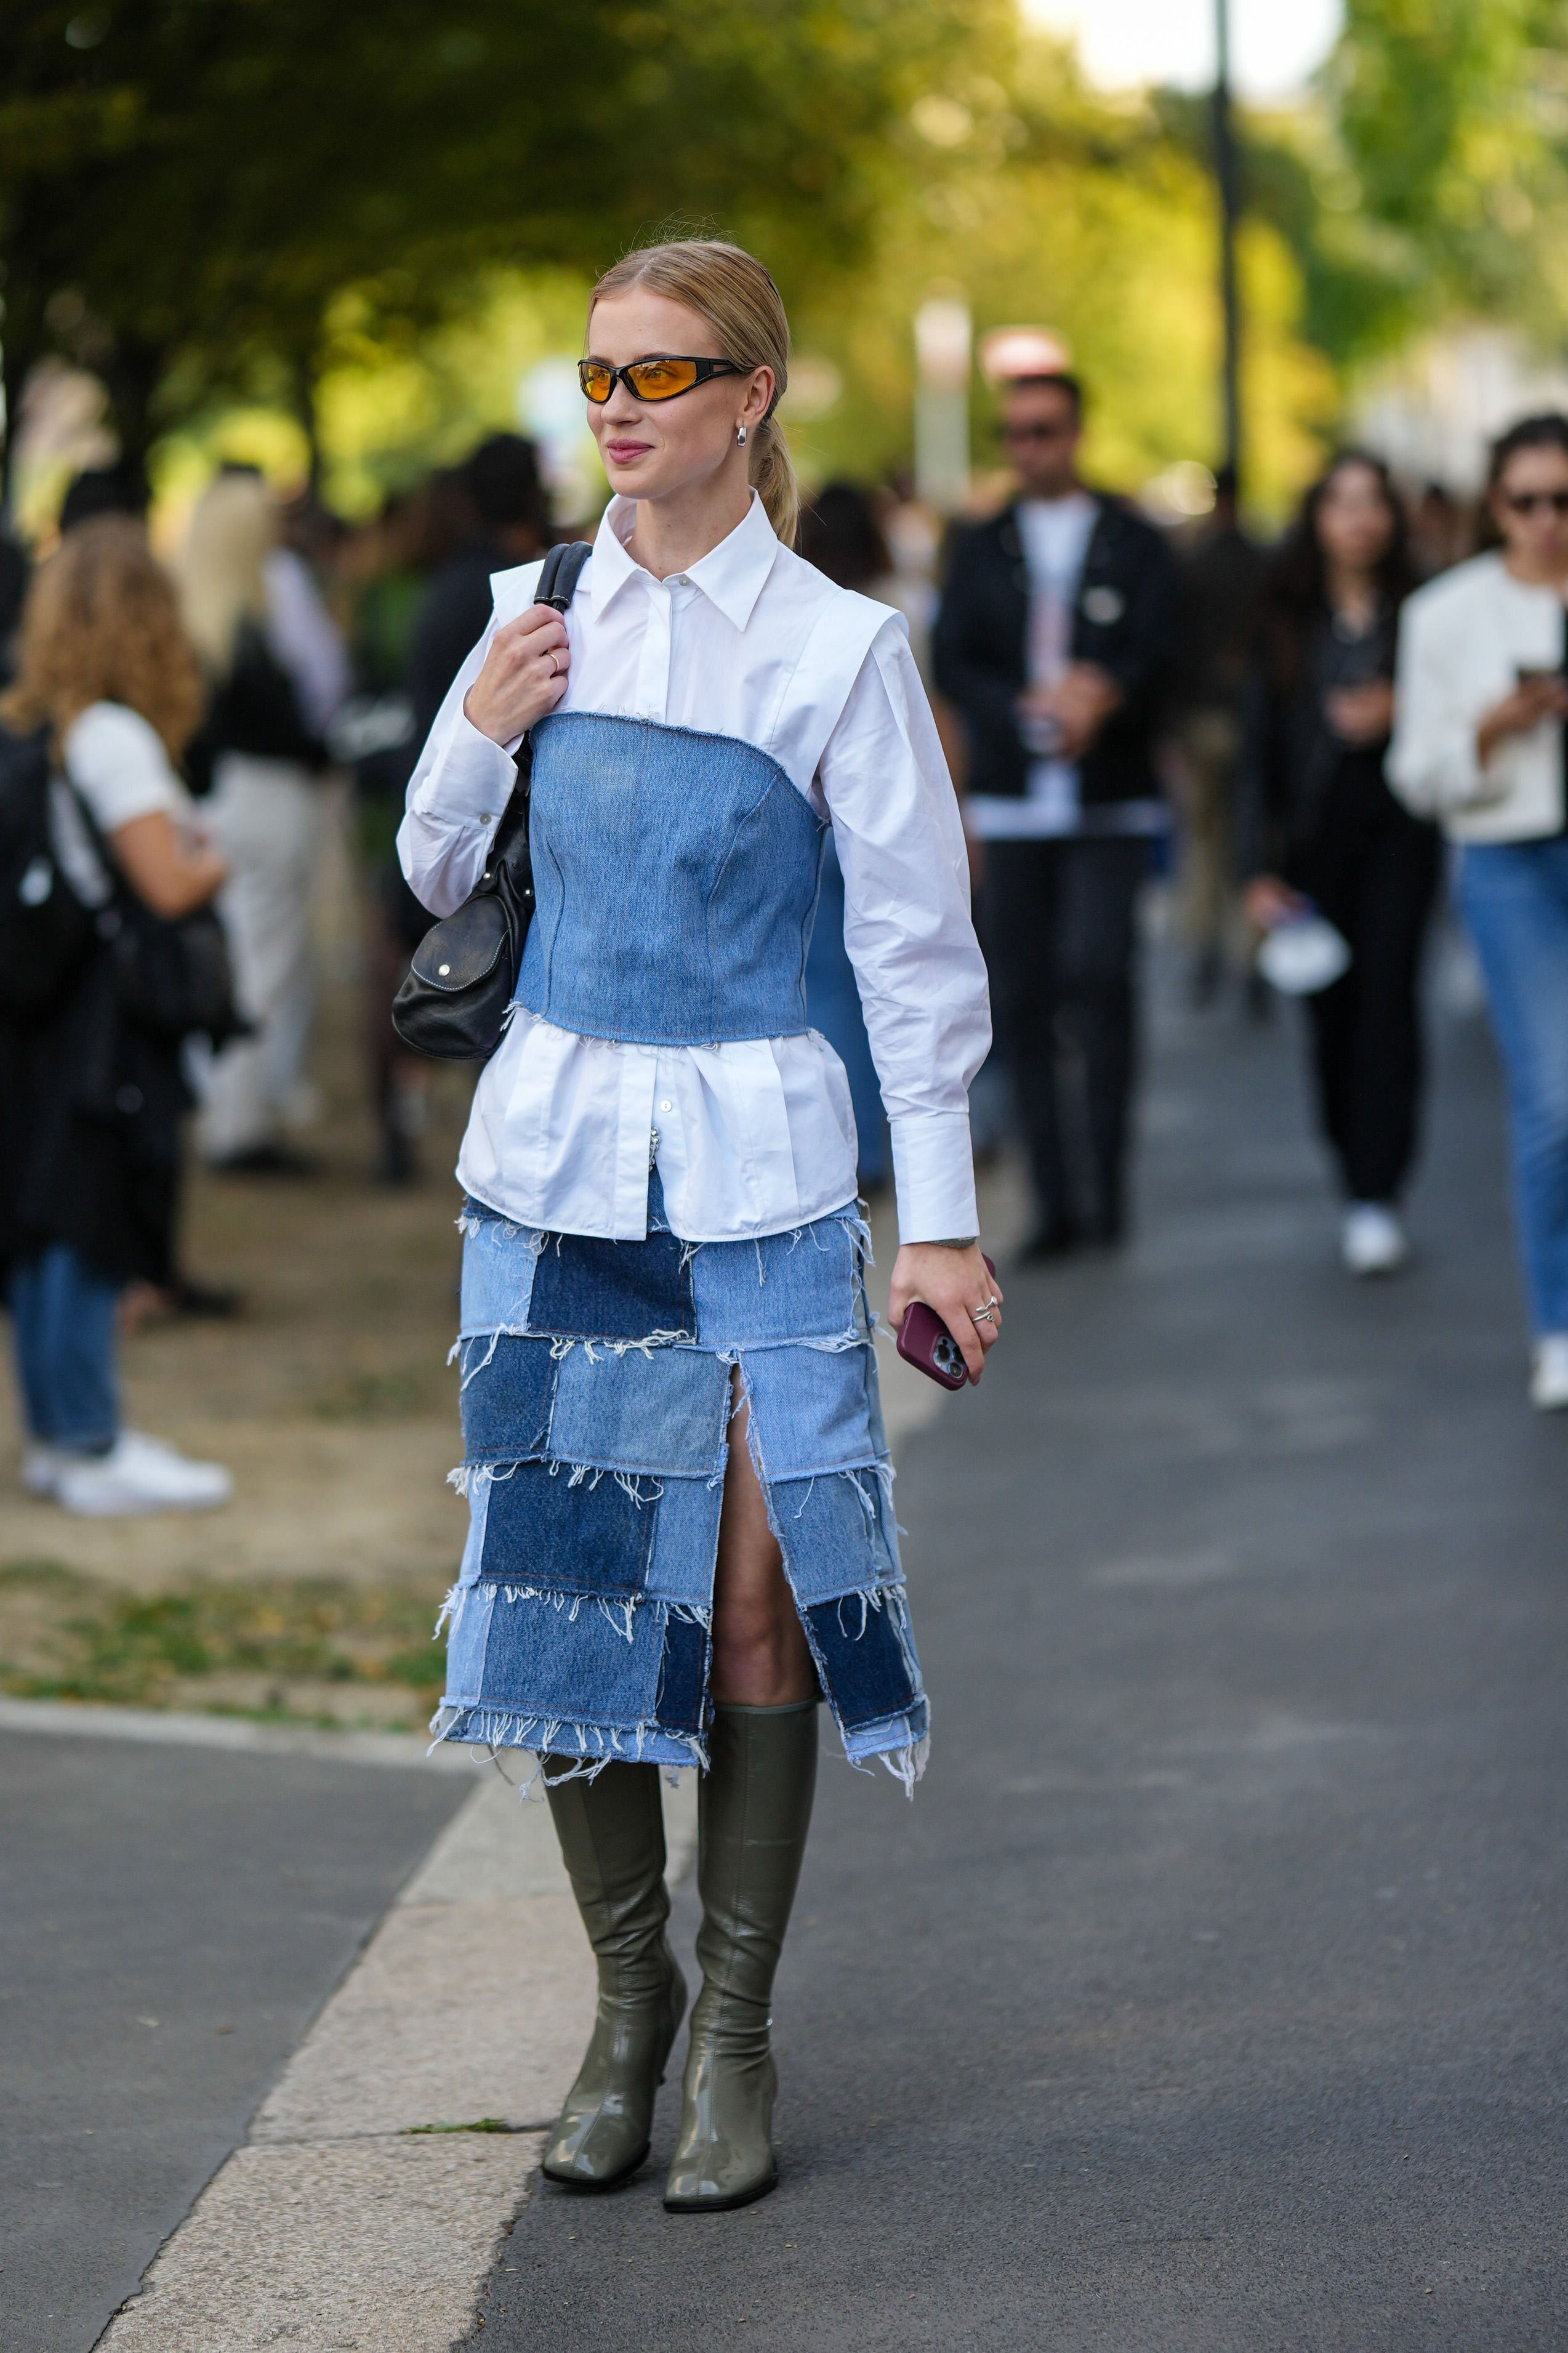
[430,1172,929,1791]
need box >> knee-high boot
[541,1759,688,2188]
[664,1699,818,2211]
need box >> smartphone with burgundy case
[896,1254,997,1390]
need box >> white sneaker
[1341,1203,1410,1277]
[1529,1333,1568,1411]
[20,1442,71,1499]
[55,1431,233,1516]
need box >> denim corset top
[513,711,829,1047]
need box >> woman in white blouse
[400,240,997,2210]
[1389,413,1568,1409]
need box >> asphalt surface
[474,975,1568,2351]
[0,1734,468,2353]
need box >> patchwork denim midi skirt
[432,1177,928,1787]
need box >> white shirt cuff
[412,714,520,826]
[890,1111,978,1244]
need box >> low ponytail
[589,239,800,549]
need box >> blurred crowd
[2,371,1567,1517]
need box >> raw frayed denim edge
[427,1700,708,1778]
[840,1704,931,1799]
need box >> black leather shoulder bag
[392,539,590,1060]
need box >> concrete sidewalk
[0,1724,469,2353]
[472,987,1568,2349]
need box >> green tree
[1325,0,1568,340]
[0,0,998,490]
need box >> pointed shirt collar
[589,490,780,632]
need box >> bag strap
[534,539,592,612]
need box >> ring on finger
[973,1304,996,1326]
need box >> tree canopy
[0,0,997,475]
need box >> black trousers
[979,836,1146,1236]
[1297,785,1442,1205]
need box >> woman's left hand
[888,1241,1002,1384]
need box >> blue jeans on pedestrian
[6,1243,119,1451]
[1458,837,1568,1336]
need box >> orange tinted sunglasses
[579,355,746,405]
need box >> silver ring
[972,1304,995,1326]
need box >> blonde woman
[0,519,232,1513]
[400,240,997,2209]
[174,470,346,1171]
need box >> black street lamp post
[1213,0,1242,491]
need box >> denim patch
[741,1339,886,1480]
[528,1228,694,1342]
[441,1577,495,1704]
[842,1700,930,1772]
[642,1472,726,1608]
[549,1341,728,1475]
[459,1335,556,1463]
[455,1472,493,1589]
[478,1458,658,1597]
[690,1206,869,1347]
[768,1466,901,1604]
[653,1612,710,1735]
[478,1585,664,1730]
[804,1590,919,1732]
[459,1205,541,1336]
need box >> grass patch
[311,1368,428,1421]
[0,1560,446,1715]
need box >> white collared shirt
[398,493,989,1245]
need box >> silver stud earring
[736,422,747,446]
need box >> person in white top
[400,239,997,2214]
[0,518,234,1512]
[1388,413,1568,1409]
[173,471,348,1171]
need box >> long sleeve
[1386,587,1489,819]
[395,609,521,916]
[819,620,991,1241]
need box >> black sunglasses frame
[579,354,747,405]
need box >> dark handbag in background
[0,722,96,1019]
[99,895,243,1046]
[66,778,245,1047]
[393,539,591,1061]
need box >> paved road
[475,980,1568,2351]
[0,1733,467,2353]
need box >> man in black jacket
[935,371,1175,1256]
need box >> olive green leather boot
[541,1760,687,2189]
[664,1699,818,2211]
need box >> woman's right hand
[462,607,570,745]
[1475,673,1568,770]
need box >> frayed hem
[427,1700,708,1776]
[838,1708,931,1799]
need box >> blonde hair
[0,517,203,757]
[590,239,798,547]
[171,469,276,675]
